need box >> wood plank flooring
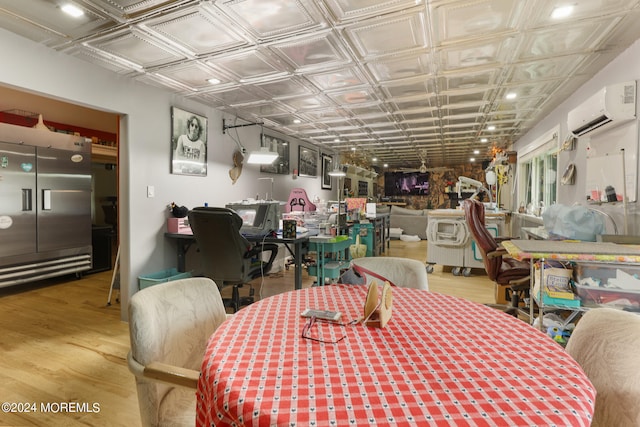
[0,239,496,426]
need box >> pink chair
[285,188,316,213]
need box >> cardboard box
[167,217,191,234]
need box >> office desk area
[196,285,595,426]
[164,231,310,290]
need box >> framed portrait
[321,153,333,189]
[298,146,318,177]
[260,134,289,174]
[171,106,208,176]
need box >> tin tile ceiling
[1,0,640,170]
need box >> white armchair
[565,308,640,427]
[127,277,229,427]
[350,257,429,290]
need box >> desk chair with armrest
[188,207,279,312]
[462,198,530,318]
[127,277,229,427]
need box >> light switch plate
[147,185,154,198]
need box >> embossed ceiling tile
[84,29,184,68]
[66,45,134,74]
[518,18,620,60]
[0,0,115,47]
[89,0,184,19]
[430,0,523,45]
[441,89,490,105]
[380,77,436,99]
[438,36,515,70]
[278,94,333,111]
[525,0,638,28]
[253,77,315,99]
[510,54,587,82]
[321,0,423,23]
[154,61,226,90]
[438,67,500,91]
[366,52,433,82]
[326,88,378,105]
[344,8,429,59]
[207,87,267,105]
[139,5,249,56]
[302,108,350,121]
[214,0,324,40]
[344,103,388,118]
[229,102,291,118]
[261,114,304,127]
[390,95,440,113]
[270,31,352,72]
[306,66,368,91]
[206,48,290,81]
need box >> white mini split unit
[567,81,637,137]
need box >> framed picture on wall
[321,153,333,189]
[358,180,368,196]
[260,134,289,174]
[298,146,318,177]
[171,106,208,176]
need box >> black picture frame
[298,146,318,177]
[358,180,368,196]
[171,106,208,176]
[321,154,333,189]
[260,134,289,174]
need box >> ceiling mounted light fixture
[61,4,84,17]
[222,118,277,165]
[247,131,278,165]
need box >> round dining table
[196,285,595,426]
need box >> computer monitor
[226,201,281,237]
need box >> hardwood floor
[0,239,496,426]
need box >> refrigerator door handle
[42,189,52,210]
[22,188,33,211]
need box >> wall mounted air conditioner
[567,81,636,137]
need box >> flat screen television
[384,171,430,196]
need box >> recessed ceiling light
[470,157,476,162]
[207,78,221,85]
[487,125,496,131]
[505,92,517,100]
[372,157,378,162]
[334,138,340,142]
[473,150,480,154]
[61,4,84,17]
[351,147,356,151]
[480,138,488,143]
[551,5,574,20]
[293,119,301,124]
[383,163,388,168]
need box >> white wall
[0,28,339,319]
[513,39,640,235]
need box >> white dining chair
[565,307,640,427]
[350,256,429,290]
[127,277,229,427]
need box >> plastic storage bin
[574,262,640,308]
[138,268,192,289]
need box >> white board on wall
[585,121,638,202]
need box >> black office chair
[188,207,279,312]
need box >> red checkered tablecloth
[196,285,595,426]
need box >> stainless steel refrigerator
[0,122,92,288]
